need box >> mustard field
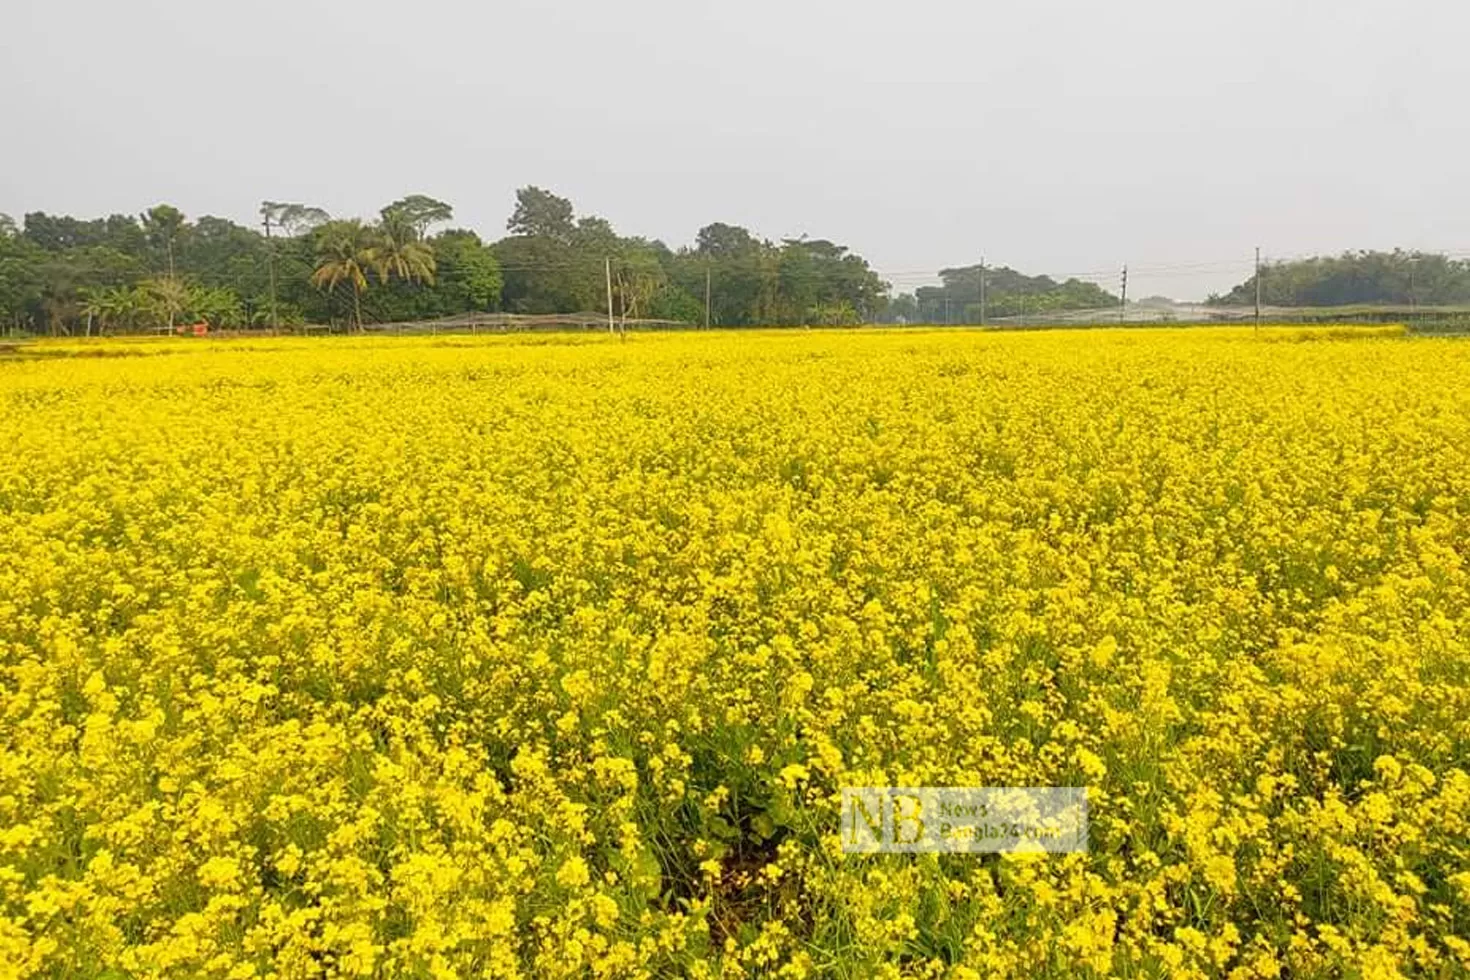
[2,326,1468,979]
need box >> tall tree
[428,230,502,314]
[260,202,329,329]
[381,195,453,239]
[695,222,758,257]
[260,202,330,236]
[507,186,575,243]
[311,220,376,330]
[141,204,186,278]
[682,223,777,326]
[368,216,436,287]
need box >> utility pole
[945,296,951,325]
[1119,265,1128,323]
[704,263,712,329]
[979,256,987,326]
[1254,246,1262,329]
[263,214,279,332]
[605,257,615,333]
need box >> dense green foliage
[897,265,1118,324]
[0,187,887,334]
[493,188,886,326]
[0,196,504,334]
[1210,250,1470,307]
[10,199,1470,333]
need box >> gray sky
[4,0,1466,300]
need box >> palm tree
[311,220,375,331]
[78,287,136,336]
[79,288,106,337]
[368,212,436,288]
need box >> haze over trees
[1210,250,1470,307]
[8,192,1467,335]
[887,266,1120,324]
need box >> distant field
[2,326,1468,978]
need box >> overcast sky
[4,0,1466,300]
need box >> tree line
[1210,250,1470,308]
[13,191,1455,335]
[885,266,1118,324]
[0,197,491,334]
[0,188,894,335]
